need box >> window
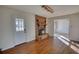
[16,18,24,31]
[54,19,69,34]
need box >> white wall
[0,6,35,50]
[0,8,3,49]
[47,18,54,36]
[69,14,79,41]
[25,13,35,42]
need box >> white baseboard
[2,45,15,51]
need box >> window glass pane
[16,18,24,31]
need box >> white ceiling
[5,5,79,18]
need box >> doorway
[15,17,26,45]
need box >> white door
[15,18,26,45]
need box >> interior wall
[69,14,79,41]
[48,13,79,41]
[47,18,54,36]
[0,8,3,49]
[25,13,35,42]
[0,6,35,50]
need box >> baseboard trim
[2,39,35,51]
[2,45,15,51]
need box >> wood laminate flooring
[2,37,76,54]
